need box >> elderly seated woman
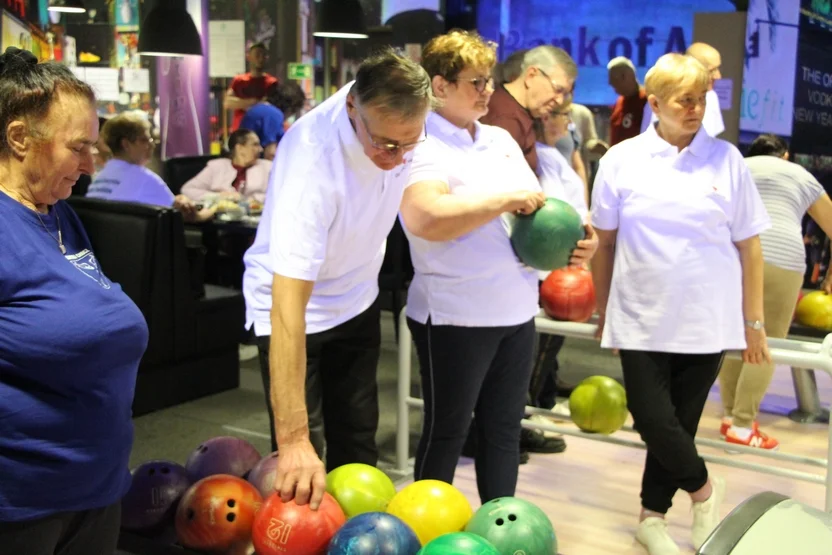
[591,52,771,554]
[180,127,270,208]
[86,111,212,221]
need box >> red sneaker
[719,419,731,438]
[725,424,779,450]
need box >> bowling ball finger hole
[227,499,236,508]
[161,467,170,474]
[509,514,517,521]
[226,513,236,523]
[496,518,505,526]
[148,469,156,476]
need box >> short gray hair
[607,56,635,73]
[494,49,528,85]
[350,48,436,120]
[522,46,578,80]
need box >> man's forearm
[224,94,258,111]
[269,278,314,445]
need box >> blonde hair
[421,30,497,82]
[100,111,150,156]
[645,53,709,101]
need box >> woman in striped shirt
[719,133,832,449]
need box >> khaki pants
[718,263,804,428]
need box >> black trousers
[257,298,381,471]
[409,317,536,504]
[530,333,566,408]
[619,350,724,514]
[0,502,121,555]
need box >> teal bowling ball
[510,197,585,271]
[465,497,558,554]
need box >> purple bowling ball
[121,460,191,532]
[184,436,262,483]
[247,451,279,498]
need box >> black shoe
[519,449,530,465]
[520,427,566,454]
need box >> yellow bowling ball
[796,290,832,330]
[386,479,473,545]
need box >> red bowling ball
[540,266,596,323]
[252,492,346,555]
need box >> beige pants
[719,263,804,428]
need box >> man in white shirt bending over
[243,50,433,510]
[640,42,725,138]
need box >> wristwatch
[745,320,765,330]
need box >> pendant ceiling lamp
[138,0,202,57]
[48,0,86,13]
[314,0,369,39]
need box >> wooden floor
[402,365,831,555]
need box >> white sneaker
[528,414,563,439]
[550,399,571,420]
[636,517,681,555]
[691,475,726,549]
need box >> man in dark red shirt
[224,43,279,132]
[607,56,646,146]
[482,46,577,174]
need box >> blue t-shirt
[0,192,148,521]
[87,159,175,207]
[240,103,285,147]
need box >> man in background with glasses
[243,50,433,511]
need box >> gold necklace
[0,184,66,254]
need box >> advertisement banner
[740,0,801,137]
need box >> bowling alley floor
[130,311,832,554]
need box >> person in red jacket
[224,42,279,132]
[607,56,647,146]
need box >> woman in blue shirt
[0,47,148,555]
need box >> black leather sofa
[163,155,220,195]
[67,197,244,417]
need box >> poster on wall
[209,21,246,77]
[477,0,737,106]
[209,0,278,76]
[2,11,33,53]
[116,32,140,69]
[115,0,140,29]
[157,0,210,159]
[740,0,801,137]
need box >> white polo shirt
[402,112,540,328]
[536,142,588,221]
[640,89,725,138]
[591,124,771,353]
[243,83,413,336]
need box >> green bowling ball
[569,375,628,435]
[465,497,557,555]
[510,197,585,271]
[417,532,500,555]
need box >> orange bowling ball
[252,492,346,555]
[540,267,596,323]
[174,474,263,553]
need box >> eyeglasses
[453,75,494,94]
[537,68,573,102]
[357,109,428,157]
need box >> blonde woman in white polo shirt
[399,31,597,503]
[243,50,433,510]
[592,53,771,554]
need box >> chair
[163,155,220,195]
[67,197,245,417]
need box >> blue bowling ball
[327,512,421,555]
